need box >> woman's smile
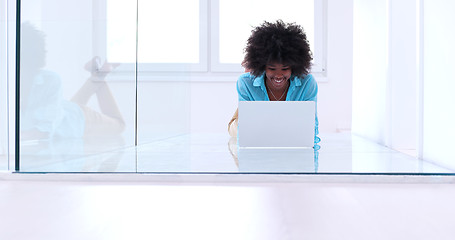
[265,63,292,91]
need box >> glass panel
[136,79,190,146]
[218,0,314,64]
[0,0,7,170]
[135,0,192,147]
[19,0,137,172]
[14,0,455,175]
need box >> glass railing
[17,0,191,172]
[9,0,455,174]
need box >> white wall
[319,0,353,133]
[423,0,455,169]
[352,0,419,153]
[387,0,419,151]
[352,0,388,144]
[189,77,238,133]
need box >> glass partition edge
[14,0,20,172]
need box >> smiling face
[265,63,292,92]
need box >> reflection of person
[227,136,319,173]
[20,22,125,140]
[228,20,320,147]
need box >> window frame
[135,0,209,72]
[100,0,327,80]
[210,0,327,75]
[0,0,8,159]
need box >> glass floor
[16,133,454,174]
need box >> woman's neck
[266,82,289,101]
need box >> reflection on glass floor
[18,133,454,174]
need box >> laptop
[238,101,315,148]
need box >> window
[212,0,325,73]
[105,0,326,75]
[106,0,208,72]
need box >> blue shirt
[21,70,85,138]
[236,72,320,145]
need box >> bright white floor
[1,176,455,240]
[1,132,455,240]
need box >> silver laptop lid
[238,101,315,148]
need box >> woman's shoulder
[38,70,61,83]
[33,70,62,88]
[237,72,256,86]
[238,72,255,81]
[39,69,60,79]
[296,74,317,87]
[297,73,315,81]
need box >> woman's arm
[228,108,238,137]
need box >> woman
[228,20,320,146]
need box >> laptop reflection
[237,148,316,173]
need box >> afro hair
[241,20,313,78]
